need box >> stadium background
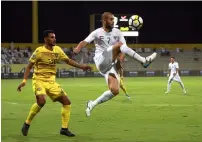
[1,1,202,78]
[1,2,202,142]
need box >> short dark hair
[171,57,175,59]
[43,30,55,38]
[101,12,113,21]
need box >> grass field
[1,77,202,142]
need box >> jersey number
[107,37,110,44]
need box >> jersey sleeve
[84,30,96,43]
[175,63,179,68]
[58,47,70,61]
[29,49,40,64]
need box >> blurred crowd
[1,42,201,65]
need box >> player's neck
[103,26,111,33]
[45,45,54,51]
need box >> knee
[110,88,119,96]
[57,95,71,105]
[36,96,46,107]
[116,42,123,48]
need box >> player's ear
[44,37,47,42]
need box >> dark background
[2,1,202,43]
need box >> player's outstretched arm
[64,58,92,71]
[74,41,88,54]
[17,62,34,92]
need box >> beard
[106,23,113,30]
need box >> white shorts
[168,74,181,83]
[93,47,113,74]
[94,47,120,86]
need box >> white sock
[167,83,171,92]
[167,78,173,92]
[120,44,146,63]
[91,90,114,107]
[179,81,185,90]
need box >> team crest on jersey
[55,53,58,58]
[113,36,119,40]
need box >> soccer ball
[128,15,143,30]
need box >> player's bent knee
[56,95,71,105]
[110,88,119,96]
[36,95,46,107]
[116,42,123,48]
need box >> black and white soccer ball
[128,15,143,30]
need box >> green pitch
[2,77,202,142]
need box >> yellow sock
[61,105,71,128]
[25,103,41,124]
[120,85,128,95]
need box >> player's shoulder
[94,27,102,33]
[169,62,171,65]
[112,28,123,36]
[112,28,121,32]
[34,46,44,53]
[54,45,63,52]
[174,62,179,65]
[54,45,62,49]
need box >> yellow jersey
[29,45,69,81]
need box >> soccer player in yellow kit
[17,30,92,137]
[116,53,130,99]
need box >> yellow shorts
[32,79,67,101]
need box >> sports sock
[179,81,185,90]
[61,105,71,128]
[120,84,128,95]
[120,44,145,63]
[25,103,41,124]
[91,90,114,107]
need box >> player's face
[105,14,114,30]
[45,33,56,46]
[170,58,175,63]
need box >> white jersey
[169,62,179,75]
[84,27,126,56]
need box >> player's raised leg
[111,42,157,68]
[86,72,120,117]
[21,95,45,136]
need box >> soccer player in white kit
[74,12,157,117]
[165,57,186,94]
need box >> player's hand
[17,82,26,92]
[81,65,92,71]
[73,47,80,54]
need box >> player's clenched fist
[73,47,80,54]
[81,65,92,71]
[17,80,26,92]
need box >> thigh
[32,79,46,96]
[105,67,120,88]
[168,76,174,84]
[112,43,122,62]
[47,81,67,102]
